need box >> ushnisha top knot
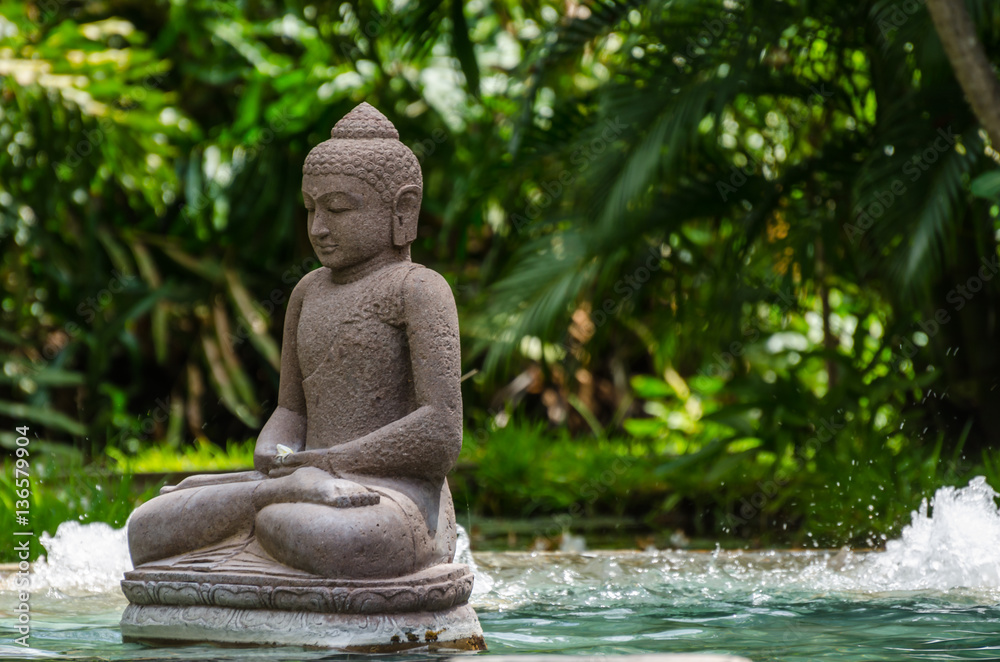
[303,102,422,203]
[330,102,400,140]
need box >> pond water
[3,478,1000,661]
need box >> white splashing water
[454,524,495,598]
[856,475,1000,591]
[4,478,1000,600]
[0,521,132,594]
[3,522,494,598]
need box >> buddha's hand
[267,449,338,478]
[254,449,279,474]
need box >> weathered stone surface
[121,563,474,614]
[121,102,482,649]
[121,603,485,650]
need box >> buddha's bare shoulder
[402,264,455,304]
[401,264,457,329]
[289,266,331,303]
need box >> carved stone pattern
[303,139,422,203]
[330,102,400,140]
[303,103,422,202]
[120,603,485,648]
[121,572,473,614]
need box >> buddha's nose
[310,214,331,238]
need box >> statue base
[120,602,485,650]
[119,541,485,650]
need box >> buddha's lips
[315,244,339,253]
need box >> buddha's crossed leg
[127,467,444,578]
[127,477,261,567]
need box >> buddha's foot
[159,470,267,495]
[251,466,380,510]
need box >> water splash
[4,479,1000,603]
[856,475,1000,592]
[0,521,132,595]
[4,483,1000,662]
[2,522,494,599]
[469,476,1000,610]
[455,524,495,598]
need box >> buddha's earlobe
[392,184,421,247]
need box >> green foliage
[624,358,983,546]
[454,420,655,517]
[0,0,532,451]
[468,0,1000,532]
[0,437,254,562]
[3,0,1000,548]
[970,169,1000,200]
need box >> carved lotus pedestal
[119,541,485,651]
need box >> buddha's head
[302,103,422,272]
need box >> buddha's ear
[391,184,421,247]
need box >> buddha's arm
[254,272,314,474]
[276,268,462,480]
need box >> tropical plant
[0,0,553,452]
[471,0,1000,481]
[4,0,1000,544]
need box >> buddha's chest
[294,268,417,446]
[295,281,407,381]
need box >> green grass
[453,421,659,518]
[106,438,254,474]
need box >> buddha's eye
[316,192,362,213]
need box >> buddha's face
[302,173,392,271]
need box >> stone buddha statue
[120,103,483,650]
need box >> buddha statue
[120,103,483,650]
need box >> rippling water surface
[4,478,1000,661]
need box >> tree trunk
[925,0,1000,146]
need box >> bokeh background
[4,0,1000,560]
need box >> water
[3,478,1000,661]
